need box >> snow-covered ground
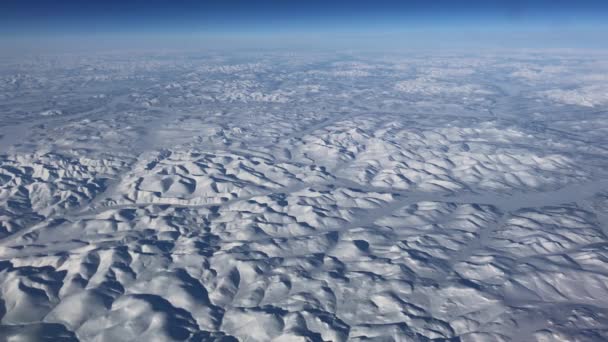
[1,49,608,341]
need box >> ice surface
[1,49,608,341]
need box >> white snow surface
[1,49,608,341]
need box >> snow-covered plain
[1,49,608,341]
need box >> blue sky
[1,0,607,49]
[2,0,608,34]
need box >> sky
[1,0,608,49]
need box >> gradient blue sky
[2,0,608,33]
[1,0,607,49]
